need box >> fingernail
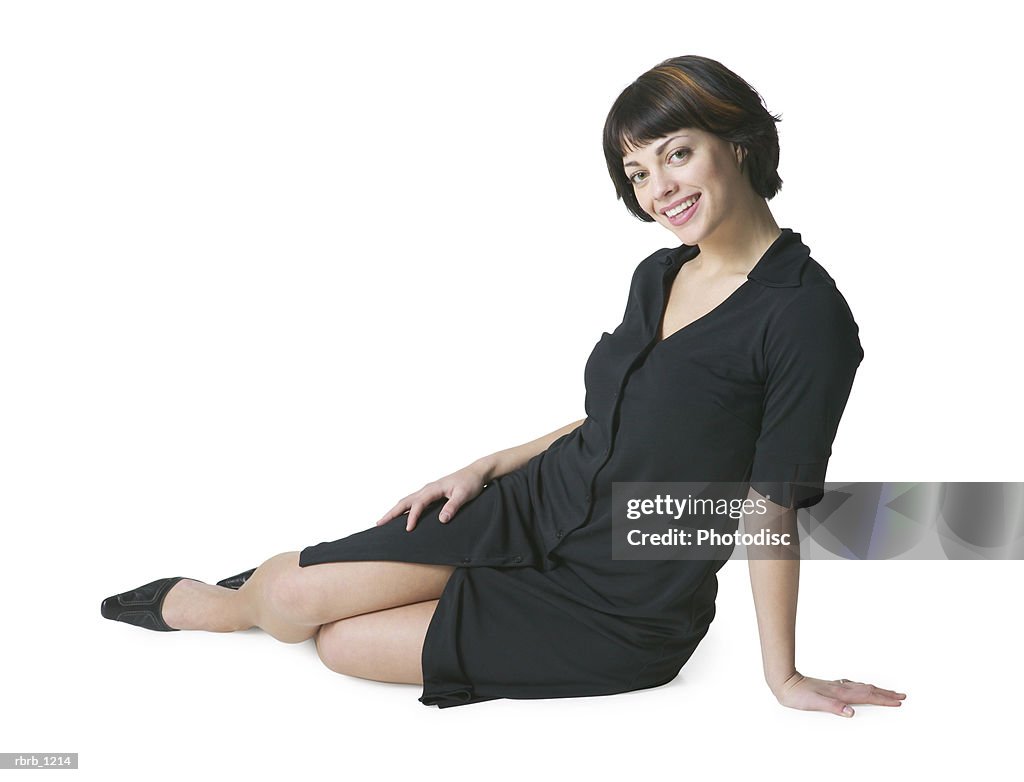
[842,707,853,717]
[439,513,449,523]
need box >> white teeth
[666,194,699,217]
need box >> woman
[102,55,906,717]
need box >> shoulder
[620,245,676,303]
[630,246,675,283]
[764,287,864,376]
[769,255,860,333]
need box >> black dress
[299,228,864,708]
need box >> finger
[861,683,906,698]
[406,503,424,532]
[438,489,466,523]
[833,697,855,718]
[856,686,907,706]
[869,685,907,698]
[844,682,907,704]
[798,694,854,718]
[378,497,409,522]
[375,499,409,526]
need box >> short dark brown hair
[603,55,783,222]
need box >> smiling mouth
[664,193,701,217]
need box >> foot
[100,577,197,632]
[216,567,257,590]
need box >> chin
[669,223,702,245]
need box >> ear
[734,143,747,170]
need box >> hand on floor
[772,671,907,718]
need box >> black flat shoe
[100,576,195,632]
[216,568,256,590]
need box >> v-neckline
[653,261,751,347]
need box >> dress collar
[663,227,811,288]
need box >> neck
[691,201,781,277]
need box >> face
[621,127,749,244]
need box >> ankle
[162,579,254,632]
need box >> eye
[669,147,690,162]
[628,171,648,185]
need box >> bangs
[605,70,706,159]
[602,88,700,159]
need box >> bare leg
[160,551,455,645]
[315,600,439,684]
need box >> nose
[648,170,676,204]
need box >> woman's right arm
[470,417,586,483]
[376,417,586,532]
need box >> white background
[2,1,1020,779]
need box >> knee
[315,620,359,675]
[257,552,324,625]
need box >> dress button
[461,557,471,564]
[584,494,591,504]
[513,555,523,563]
[556,530,564,539]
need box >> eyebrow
[623,134,690,168]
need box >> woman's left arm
[745,489,907,717]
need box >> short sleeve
[749,285,864,510]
